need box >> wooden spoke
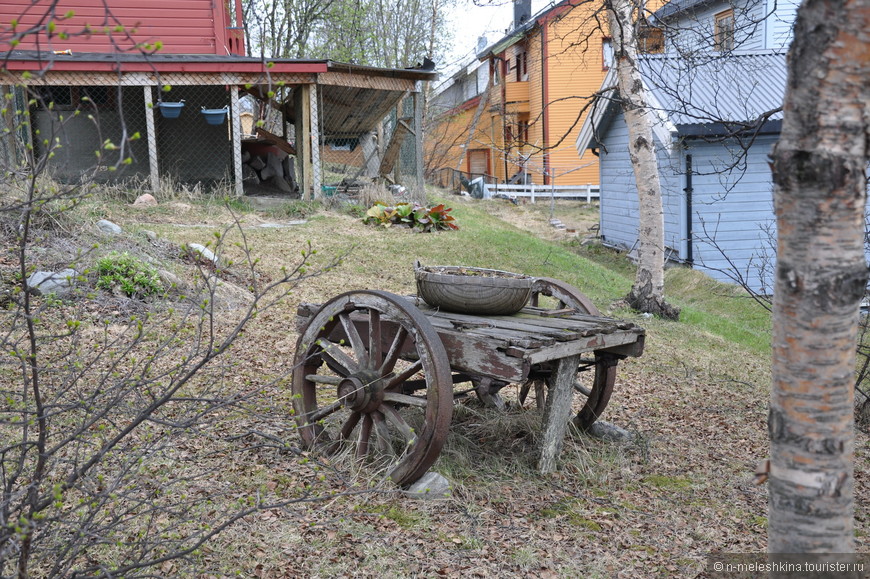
[386,359,423,390]
[381,404,417,446]
[305,400,343,424]
[318,341,357,376]
[382,392,428,408]
[368,309,382,368]
[305,373,342,385]
[339,312,367,364]
[380,326,409,376]
[340,411,362,441]
[356,414,373,459]
[371,411,394,455]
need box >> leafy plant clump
[96,251,166,299]
[363,202,458,232]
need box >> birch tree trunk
[607,0,679,320]
[768,0,869,553]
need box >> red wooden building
[0,2,433,197]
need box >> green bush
[96,252,165,299]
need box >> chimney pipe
[513,0,532,27]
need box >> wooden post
[310,82,321,198]
[295,84,312,200]
[142,86,160,193]
[538,354,581,474]
[413,80,425,202]
[230,86,243,196]
[530,181,536,204]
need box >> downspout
[502,56,508,183]
[541,24,549,185]
[684,153,694,265]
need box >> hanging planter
[157,101,185,118]
[201,106,229,125]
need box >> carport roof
[0,50,437,81]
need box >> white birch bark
[768,0,869,553]
[607,0,678,319]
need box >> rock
[585,420,634,442]
[27,268,78,297]
[402,472,451,500]
[210,278,254,311]
[248,156,266,171]
[96,219,122,235]
[185,243,219,265]
[242,164,260,183]
[158,269,182,290]
[133,194,157,207]
[269,175,294,193]
[143,230,158,243]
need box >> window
[638,25,664,53]
[490,57,501,85]
[715,9,735,51]
[602,37,613,70]
[515,48,528,81]
[518,119,529,144]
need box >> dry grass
[8,190,868,577]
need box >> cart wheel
[520,278,618,431]
[292,290,453,487]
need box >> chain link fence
[316,80,425,203]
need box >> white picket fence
[486,183,600,203]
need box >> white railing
[487,183,600,203]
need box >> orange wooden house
[428,0,615,187]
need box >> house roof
[575,50,787,156]
[652,0,721,21]
[0,50,438,81]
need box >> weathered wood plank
[538,354,581,474]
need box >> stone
[185,243,219,265]
[248,156,266,171]
[143,230,158,243]
[157,269,182,290]
[269,176,294,193]
[242,164,260,183]
[96,219,122,235]
[585,420,634,442]
[133,193,157,207]
[402,472,451,500]
[27,268,78,297]
[211,278,255,311]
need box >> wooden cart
[293,279,645,487]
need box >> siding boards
[1,0,223,54]
[599,112,779,291]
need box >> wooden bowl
[415,264,533,315]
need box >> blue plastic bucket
[201,107,228,125]
[158,102,184,118]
